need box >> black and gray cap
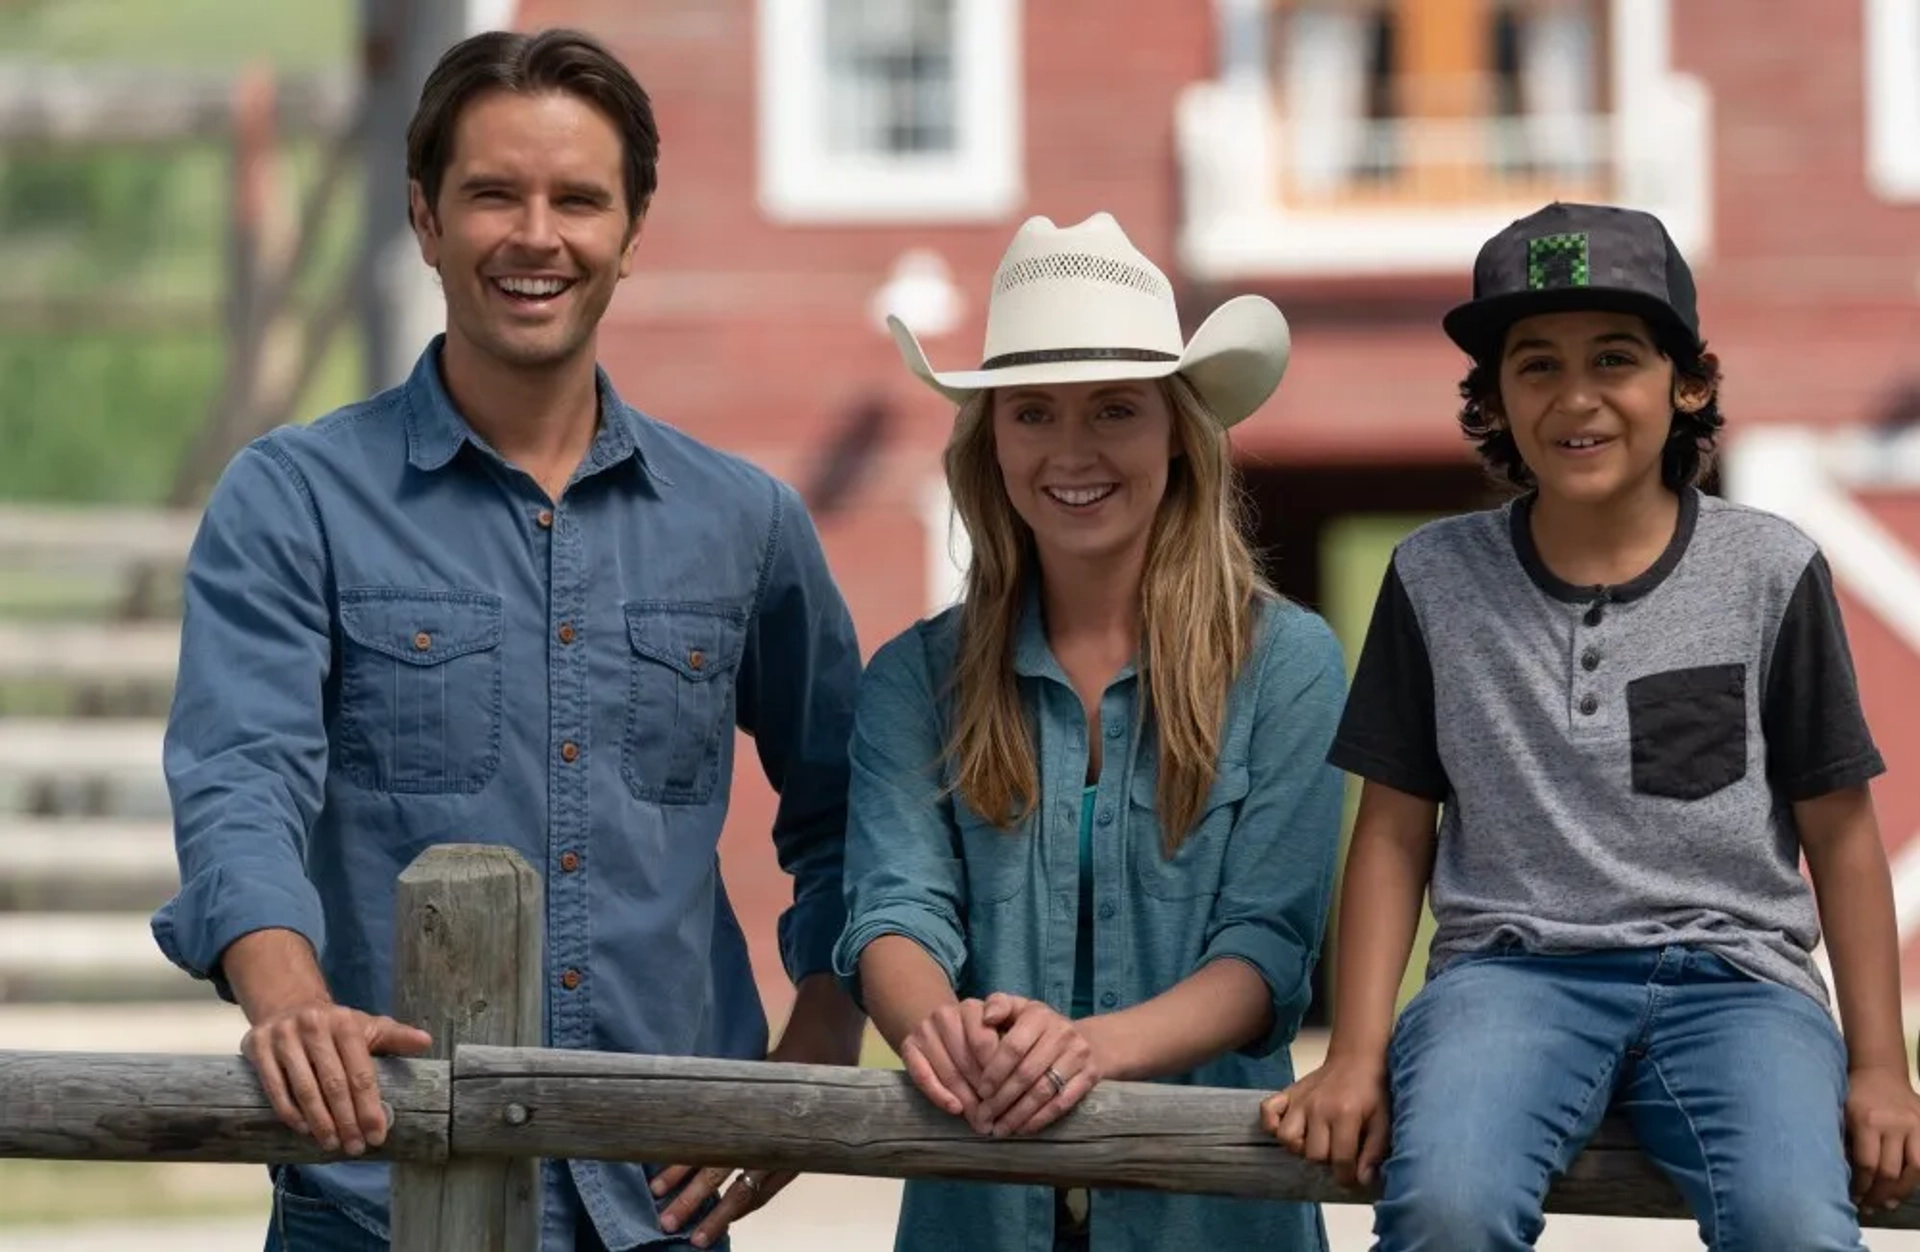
[1442,202,1702,363]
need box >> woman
[833,212,1347,1252]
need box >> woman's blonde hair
[942,374,1271,855]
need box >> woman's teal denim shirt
[834,591,1348,1252]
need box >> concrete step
[0,718,164,776]
[0,621,179,684]
[0,503,198,569]
[0,819,176,911]
[0,718,168,818]
[0,1000,246,1052]
[0,912,197,1004]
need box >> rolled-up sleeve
[1200,605,1348,1056]
[831,629,970,1005]
[738,481,864,986]
[151,441,332,1001]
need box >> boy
[1263,202,1920,1249]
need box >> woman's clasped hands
[899,992,1104,1137]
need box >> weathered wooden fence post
[390,844,544,1251]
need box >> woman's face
[991,379,1177,571]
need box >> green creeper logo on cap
[1527,232,1590,290]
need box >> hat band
[978,346,1179,370]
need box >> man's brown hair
[405,28,660,225]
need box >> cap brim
[1442,287,1701,362]
[887,295,1291,429]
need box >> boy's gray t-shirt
[1330,487,1885,1006]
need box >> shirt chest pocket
[336,589,503,794]
[1626,663,1748,801]
[622,603,748,806]
[952,805,1030,908]
[1128,760,1249,899]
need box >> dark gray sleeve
[1762,551,1885,801]
[1327,559,1449,801]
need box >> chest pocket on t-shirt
[1626,663,1747,801]
[622,603,747,806]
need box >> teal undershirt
[1070,785,1097,1019]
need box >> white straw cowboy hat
[887,212,1291,428]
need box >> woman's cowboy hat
[887,212,1291,428]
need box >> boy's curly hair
[1456,323,1725,492]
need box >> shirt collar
[1009,577,1140,685]
[402,335,670,485]
[1508,483,1697,605]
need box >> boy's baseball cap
[1442,202,1702,363]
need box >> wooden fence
[3,844,1916,1247]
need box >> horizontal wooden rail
[5,1044,1918,1228]
[13,847,1907,1243]
[2,1050,447,1163]
[0,65,353,146]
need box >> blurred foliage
[0,0,360,505]
[0,0,354,69]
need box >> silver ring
[1045,1066,1068,1096]
[736,1171,762,1194]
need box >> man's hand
[1846,1064,1920,1212]
[1260,1054,1391,1188]
[240,1000,433,1156]
[653,974,864,1247]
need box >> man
[152,27,866,1251]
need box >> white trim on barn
[756,0,1024,225]
[1723,425,1920,985]
[1865,0,1920,201]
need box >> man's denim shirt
[833,593,1347,1252]
[152,338,861,1248]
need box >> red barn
[504,0,1920,1011]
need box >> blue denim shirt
[834,591,1346,1252]
[152,338,861,1249]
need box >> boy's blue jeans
[1375,944,1865,1252]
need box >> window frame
[756,0,1024,224]
[1866,0,1920,201]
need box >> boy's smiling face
[1494,309,1713,506]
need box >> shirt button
[536,509,554,529]
[1099,990,1118,1009]
[412,631,432,651]
[1104,723,1122,740]
[1583,605,1604,627]
[1578,694,1598,716]
[559,851,580,873]
[687,649,705,671]
[1097,808,1113,826]
[1581,649,1600,672]
[561,741,580,762]
[560,968,582,990]
[558,623,576,645]
[1097,900,1116,920]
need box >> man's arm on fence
[151,441,330,1002]
[737,481,864,1010]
